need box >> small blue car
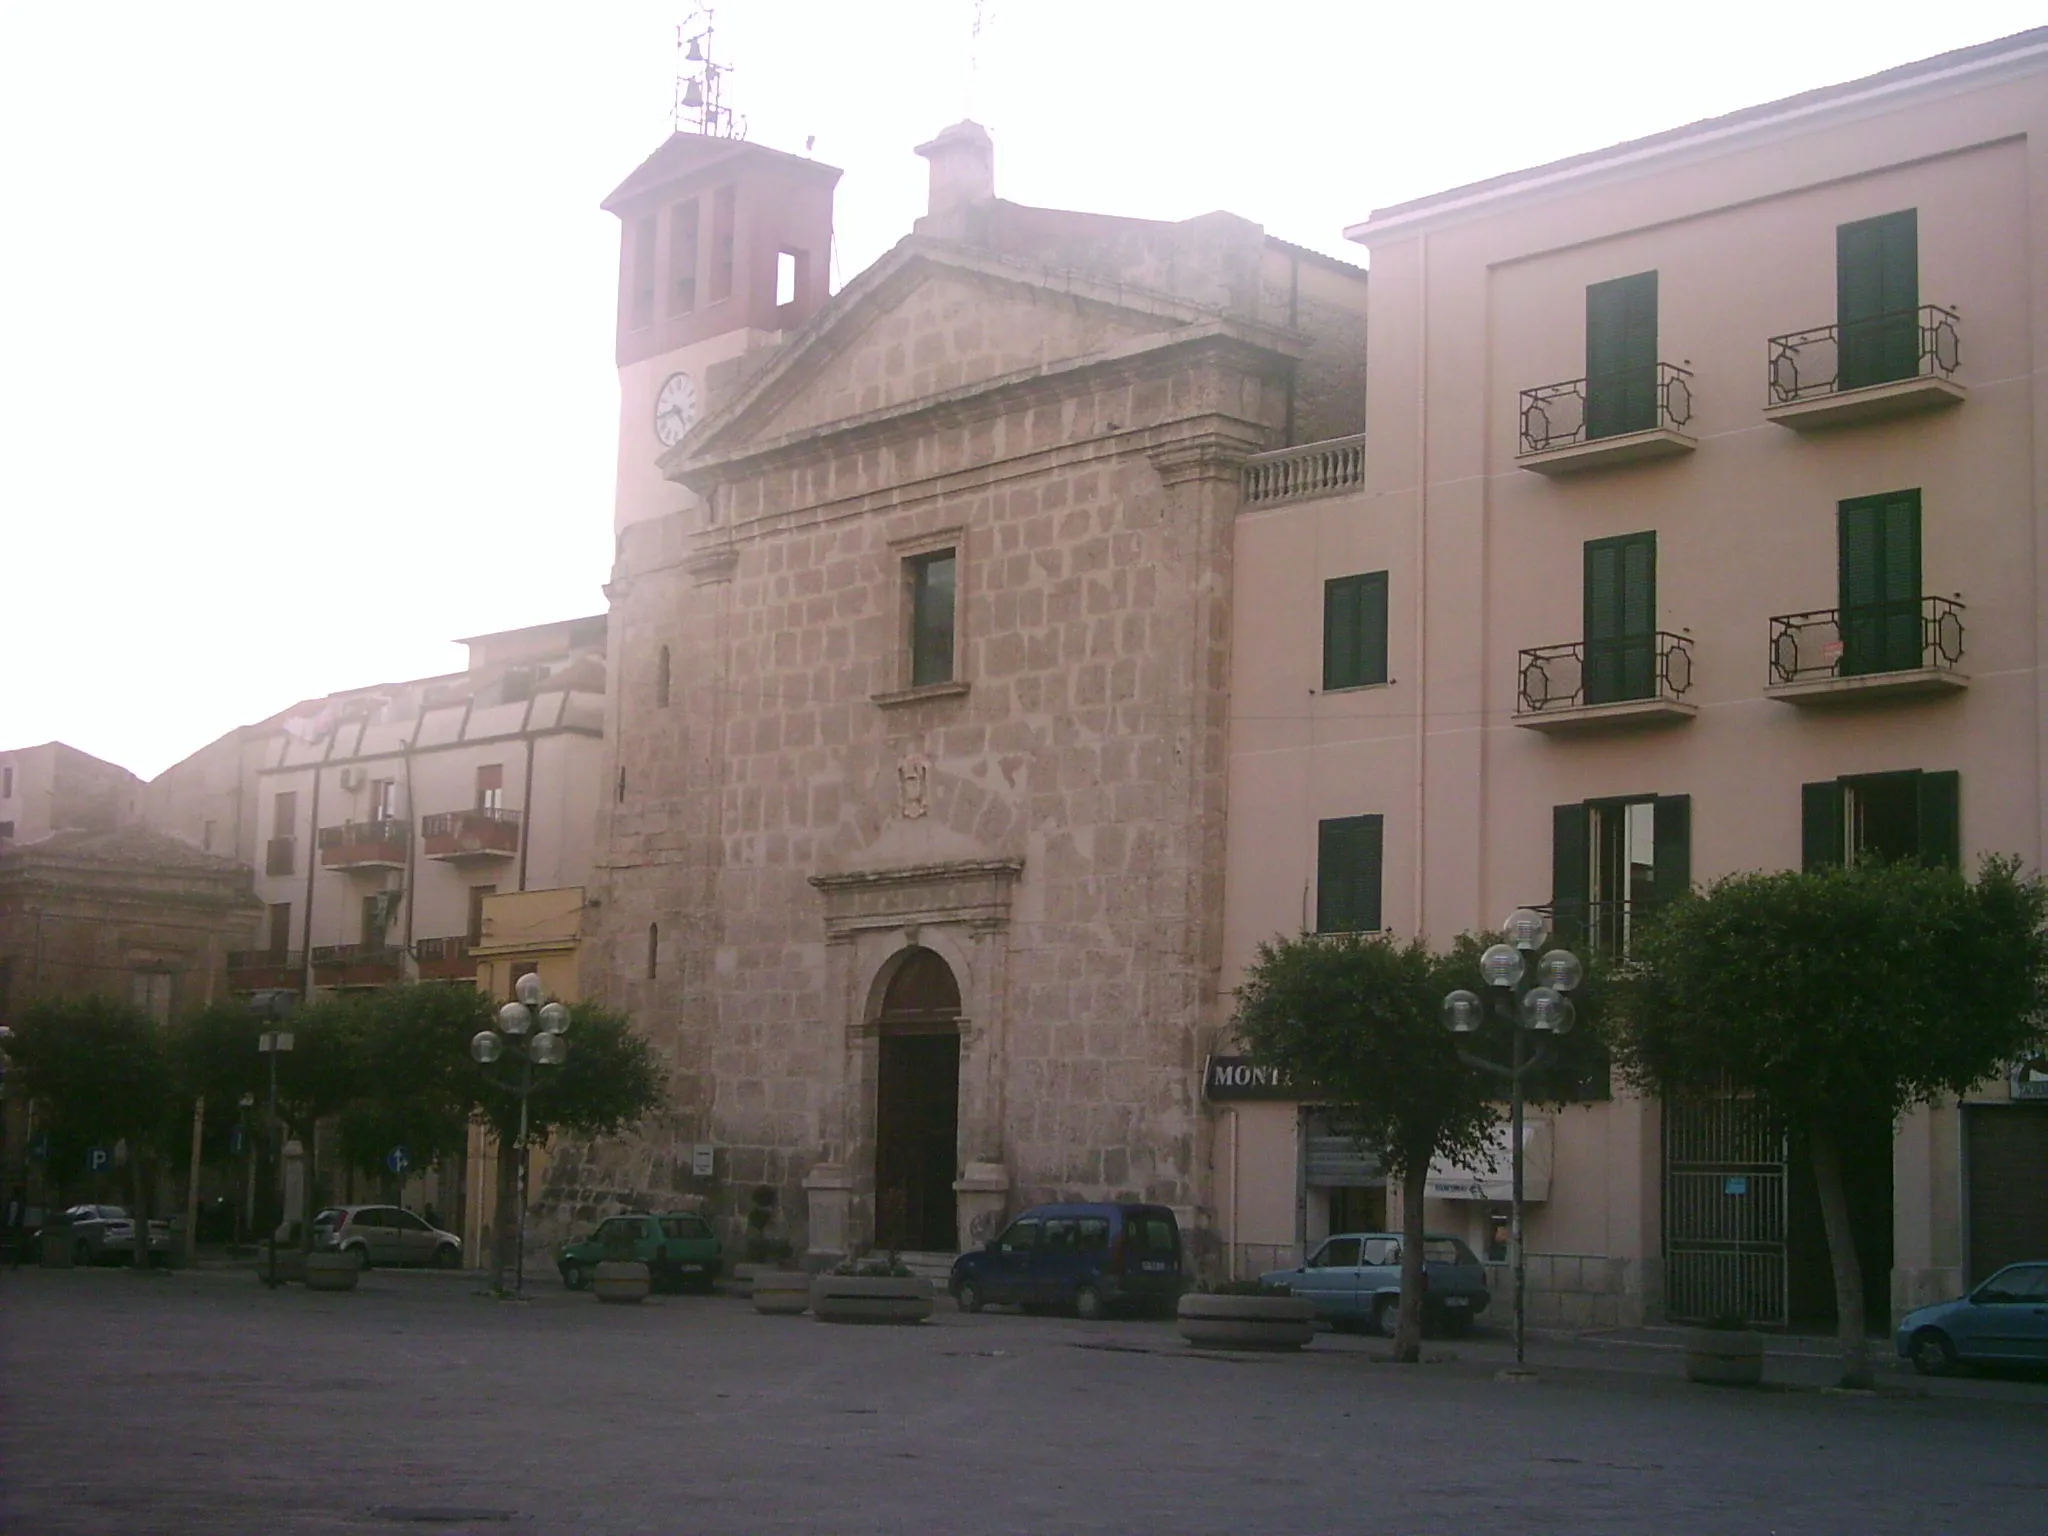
[1895,1261,2048,1374]
[949,1202,1183,1320]
[1262,1232,1491,1337]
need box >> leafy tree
[1615,857,2048,1388]
[467,1001,666,1292]
[8,997,173,1271]
[265,995,368,1248]
[336,986,487,1193]
[1234,933,1495,1361]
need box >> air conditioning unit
[338,766,366,792]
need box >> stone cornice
[809,858,1023,894]
[1147,420,1270,487]
[810,857,1025,937]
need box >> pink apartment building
[1217,28,2048,1327]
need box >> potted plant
[593,1222,651,1306]
[1684,1311,1765,1386]
[1177,1280,1316,1351]
[751,1263,812,1315]
[810,1252,933,1325]
[730,1185,793,1299]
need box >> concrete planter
[751,1270,812,1315]
[810,1273,934,1325]
[593,1260,652,1305]
[1684,1327,1765,1386]
[303,1251,362,1292]
[1177,1293,1317,1351]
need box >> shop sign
[1203,1055,1300,1101]
[2013,1055,2048,1102]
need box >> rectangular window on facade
[468,885,496,945]
[1584,531,1656,704]
[476,764,505,812]
[1802,769,1958,871]
[1552,794,1690,955]
[266,791,297,876]
[1584,271,1658,439]
[273,791,296,838]
[130,971,173,1025]
[369,778,397,822]
[1839,489,1922,676]
[1,764,12,798]
[668,198,699,315]
[1837,209,1918,390]
[776,250,798,307]
[630,215,657,330]
[202,818,216,852]
[907,550,957,687]
[0,821,13,842]
[361,894,385,948]
[1315,814,1384,935]
[1323,572,1389,691]
[266,902,292,957]
[709,184,736,303]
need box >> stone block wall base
[953,1161,1011,1250]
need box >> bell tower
[602,135,840,535]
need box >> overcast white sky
[2,2,2037,779]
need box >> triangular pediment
[669,239,1222,468]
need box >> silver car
[1262,1231,1492,1337]
[58,1205,172,1266]
[314,1205,463,1268]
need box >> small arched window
[655,644,671,708]
[646,922,659,979]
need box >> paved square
[2,1267,2042,1534]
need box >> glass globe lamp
[538,1002,570,1034]
[470,1031,503,1064]
[1502,908,1550,953]
[1478,943,1525,989]
[1442,990,1484,1034]
[1537,949,1583,992]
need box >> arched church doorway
[873,947,961,1252]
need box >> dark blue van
[948,1202,1183,1319]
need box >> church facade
[558,122,1367,1258]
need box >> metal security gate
[1664,1092,1789,1325]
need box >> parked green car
[557,1211,722,1293]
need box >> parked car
[55,1205,172,1266]
[948,1202,1184,1320]
[1261,1232,1491,1337]
[1896,1261,2048,1374]
[313,1205,463,1269]
[556,1211,722,1293]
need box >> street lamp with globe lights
[1442,908,1582,1370]
[471,972,570,1295]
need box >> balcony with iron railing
[413,936,476,982]
[317,819,410,871]
[1765,595,1967,705]
[1515,632,1697,734]
[227,950,305,991]
[1241,433,1367,508]
[1516,363,1695,475]
[309,943,404,987]
[421,807,521,863]
[1764,305,1963,431]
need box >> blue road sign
[87,1147,111,1174]
[29,1133,49,1162]
[229,1127,246,1156]
[386,1146,410,1176]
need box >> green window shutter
[1323,573,1389,690]
[1802,780,1845,871]
[1551,802,1590,943]
[1323,577,1359,690]
[1584,532,1656,704]
[1585,271,1658,439]
[1915,770,1960,870]
[1652,794,1691,903]
[1837,210,1918,388]
[1316,815,1383,934]
[1839,491,1921,675]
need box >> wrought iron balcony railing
[1768,596,1965,684]
[1519,363,1693,455]
[1545,899,1653,957]
[1242,433,1367,507]
[1518,632,1694,714]
[1767,305,1959,405]
[227,949,304,978]
[316,819,410,869]
[421,807,522,861]
[413,936,475,980]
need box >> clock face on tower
[653,371,700,448]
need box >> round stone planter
[303,1251,362,1292]
[751,1270,812,1315]
[727,1262,763,1299]
[593,1260,652,1305]
[1684,1327,1765,1386]
[809,1273,934,1325]
[1177,1293,1317,1351]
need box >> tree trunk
[1392,1162,1427,1363]
[489,1138,519,1293]
[1809,1125,1873,1389]
[129,1148,150,1274]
